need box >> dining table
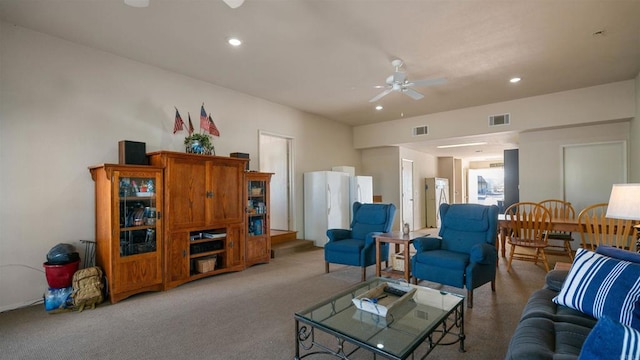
[497,214,582,258]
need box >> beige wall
[0,23,360,311]
[354,81,636,149]
[519,122,630,202]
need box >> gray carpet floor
[0,247,556,359]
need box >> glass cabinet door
[247,179,266,236]
[118,175,158,257]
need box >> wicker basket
[196,256,216,273]
[392,250,416,272]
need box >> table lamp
[605,184,640,252]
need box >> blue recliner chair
[412,203,498,308]
[325,202,396,281]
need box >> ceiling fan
[369,59,446,103]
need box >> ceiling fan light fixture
[124,0,149,8]
[510,77,521,83]
[375,105,383,111]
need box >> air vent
[413,125,429,136]
[489,113,510,127]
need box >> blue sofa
[505,246,640,359]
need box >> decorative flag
[187,113,194,135]
[200,103,209,132]
[208,114,220,136]
[173,108,185,134]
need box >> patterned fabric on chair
[411,203,499,308]
[325,202,396,281]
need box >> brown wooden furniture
[577,202,636,251]
[554,262,572,271]
[504,202,553,272]
[245,172,272,267]
[374,229,433,283]
[89,164,164,303]
[498,215,580,258]
[148,151,248,289]
[538,199,576,261]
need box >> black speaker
[230,152,250,171]
[119,140,148,165]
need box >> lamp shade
[605,184,640,220]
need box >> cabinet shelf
[120,195,156,201]
[190,237,226,244]
[190,249,224,259]
[120,225,156,232]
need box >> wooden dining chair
[505,202,553,272]
[577,203,636,251]
[538,199,576,261]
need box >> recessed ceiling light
[510,77,521,83]
[124,0,149,8]
[228,38,242,47]
[375,105,383,111]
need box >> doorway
[259,131,294,231]
[401,159,414,231]
[467,167,504,207]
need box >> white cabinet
[304,171,350,247]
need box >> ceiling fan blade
[223,0,245,8]
[392,71,406,84]
[369,88,393,103]
[402,88,424,100]
[406,77,447,88]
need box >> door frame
[401,159,414,231]
[258,130,295,231]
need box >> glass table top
[295,277,464,359]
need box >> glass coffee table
[294,277,465,359]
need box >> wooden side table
[374,229,433,282]
[554,262,572,271]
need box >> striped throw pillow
[578,316,640,360]
[553,248,640,328]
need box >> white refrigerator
[350,175,373,221]
[425,177,449,228]
[304,171,351,247]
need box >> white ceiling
[1,0,639,159]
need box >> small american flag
[188,113,194,135]
[208,114,220,137]
[173,108,185,134]
[200,103,209,132]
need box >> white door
[563,142,626,215]
[259,132,293,231]
[402,159,414,231]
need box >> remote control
[383,286,407,297]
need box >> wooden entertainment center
[90,151,272,303]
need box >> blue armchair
[412,203,498,308]
[325,202,396,281]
